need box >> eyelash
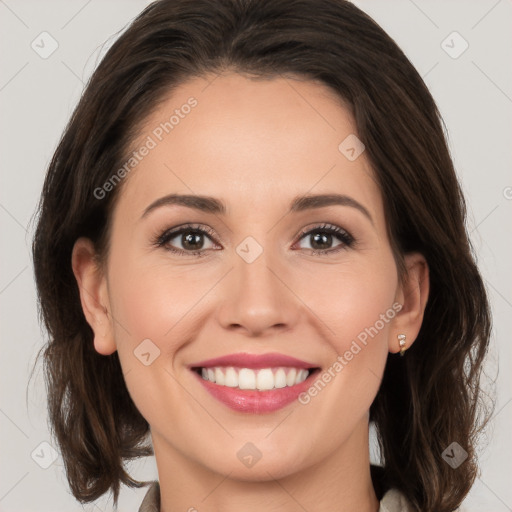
[152,222,356,258]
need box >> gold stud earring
[398,334,407,356]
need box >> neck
[152,416,379,512]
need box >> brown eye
[155,224,219,256]
[178,231,207,250]
[295,224,355,254]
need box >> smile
[197,366,311,390]
[189,352,321,413]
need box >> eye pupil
[311,232,332,250]
[182,232,203,250]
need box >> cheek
[293,252,398,413]
[107,252,211,349]
[297,250,398,351]
[103,248,207,396]
[105,259,209,425]
[330,271,397,354]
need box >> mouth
[192,366,319,391]
[188,352,321,413]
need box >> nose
[216,249,301,337]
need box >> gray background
[1,0,511,510]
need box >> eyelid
[155,223,217,239]
[295,222,351,240]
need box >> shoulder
[138,481,160,512]
[379,488,413,512]
[139,480,417,512]
[371,463,412,511]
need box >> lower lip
[192,369,319,413]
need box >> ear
[389,252,429,354]
[71,237,116,355]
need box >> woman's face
[81,72,415,480]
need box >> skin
[72,72,429,512]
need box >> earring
[398,334,407,356]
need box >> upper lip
[189,352,318,370]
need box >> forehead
[115,72,382,222]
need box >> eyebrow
[141,192,373,224]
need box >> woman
[32,0,492,511]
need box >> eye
[153,224,219,257]
[294,223,355,255]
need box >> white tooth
[256,368,275,390]
[274,368,287,388]
[224,367,238,387]
[202,366,308,388]
[286,368,297,386]
[238,368,256,389]
[295,369,308,384]
[215,367,225,385]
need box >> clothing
[138,481,159,512]
[378,488,413,512]
[137,481,412,512]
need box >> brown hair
[31,0,493,510]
